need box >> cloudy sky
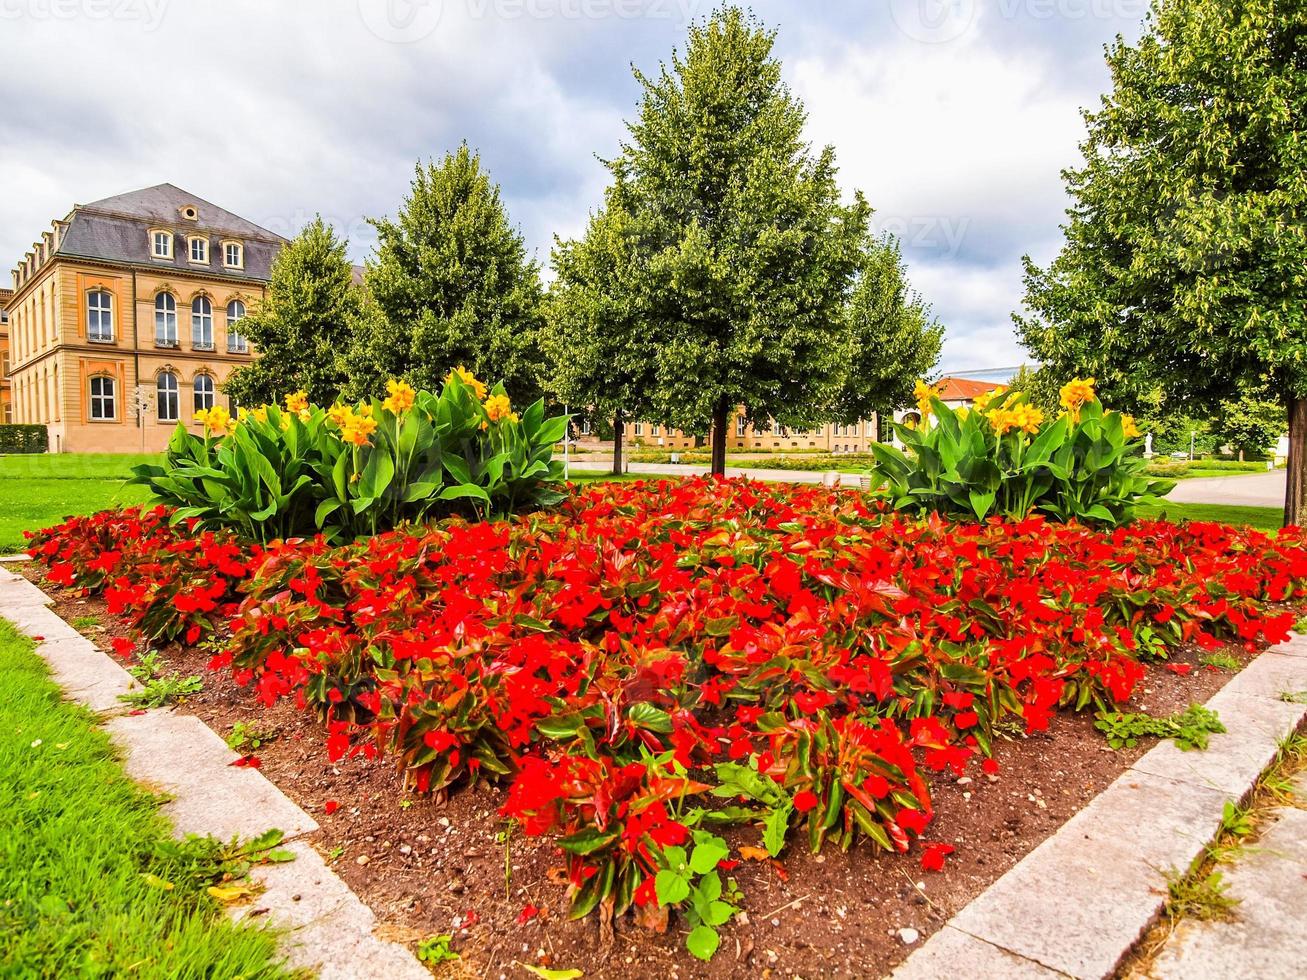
[1,0,1150,375]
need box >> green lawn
[0,619,292,978]
[1138,500,1284,531]
[0,454,158,553]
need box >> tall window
[87,289,113,342]
[151,230,173,259]
[736,416,746,436]
[191,296,213,349]
[90,375,116,420]
[194,374,215,413]
[157,371,179,422]
[223,242,243,268]
[189,237,209,264]
[226,300,248,352]
[155,292,177,345]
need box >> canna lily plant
[129,370,569,542]
[869,378,1174,525]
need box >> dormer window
[222,241,244,269]
[151,229,173,259]
[180,205,199,221]
[189,236,209,264]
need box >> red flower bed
[26,478,1307,930]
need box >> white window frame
[155,292,177,346]
[191,296,214,349]
[156,371,180,422]
[86,289,114,342]
[222,241,244,269]
[89,375,116,420]
[193,374,215,413]
[226,300,248,352]
[188,236,209,264]
[151,230,173,259]
[736,416,746,437]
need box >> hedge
[0,425,48,454]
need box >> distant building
[0,287,11,424]
[610,411,881,454]
[6,183,283,452]
[896,375,1004,429]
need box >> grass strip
[0,618,295,979]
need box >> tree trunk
[1285,397,1307,526]
[612,415,624,476]
[710,398,729,477]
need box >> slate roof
[54,183,285,284]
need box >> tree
[826,235,943,427]
[1004,365,1061,416]
[223,218,357,406]
[345,146,546,403]
[1213,393,1285,460]
[552,7,872,476]
[544,205,657,475]
[1016,0,1307,521]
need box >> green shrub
[869,380,1174,526]
[129,372,568,541]
[0,424,48,454]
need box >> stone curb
[890,640,1307,980]
[0,566,429,980]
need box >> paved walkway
[568,458,833,484]
[1163,469,1286,509]
[1145,770,1307,979]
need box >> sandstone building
[6,184,282,452]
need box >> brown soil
[22,563,1268,980]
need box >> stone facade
[6,184,282,453]
[0,287,11,424]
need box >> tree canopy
[1015,0,1307,516]
[545,6,938,473]
[345,146,547,403]
[223,218,357,407]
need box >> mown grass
[1137,501,1284,531]
[0,462,155,553]
[0,618,293,979]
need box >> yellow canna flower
[1009,401,1045,435]
[284,390,309,413]
[987,408,1016,436]
[1059,377,1097,423]
[912,378,941,420]
[484,393,514,423]
[972,386,1007,413]
[1121,413,1141,439]
[250,406,269,424]
[196,404,234,437]
[383,379,416,414]
[341,415,377,447]
[358,404,373,418]
[327,403,353,427]
[446,366,487,401]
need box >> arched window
[157,371,179,422]
[191,296,213,349]
[87,289,113,342]
[226,299,248,353]
[89,375,116,420]
[193,374,215,413]
[155,292,177,346]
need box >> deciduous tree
[1017,0,1307,521]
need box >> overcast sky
[1,0,1150,374]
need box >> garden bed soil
[22,564,1267,979]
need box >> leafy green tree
[1016,0,1307,521]
[345,146,546,404]
[551,7,872,475]
[1213,392,1285,460]
[544,205,657,474]
[827,236,943,427]
[223,218,357,406]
